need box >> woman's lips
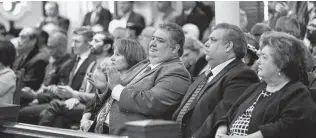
[150,48,157,52]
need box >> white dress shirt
[206,58,235,83]
[119,11,132,25]
[74,50,91,75]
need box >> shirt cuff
[111,84,125,101]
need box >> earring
[278,72,281,76]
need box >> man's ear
[225,41,233,52]
[173,44,180,54]
[103,44,111,51]
[30,38,37,47]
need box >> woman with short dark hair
[0,41,17,104]
[215,32,316,138]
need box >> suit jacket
[37,54,95,104]
[43,54,76,86]
[39,15,70,31]
[209,81,316,138]
[188,55,208,78]
[124,11,146,29]
[172,59,259,138]
[176,6,209,40]
[12,48,49,91]
[109,58,191,135]
[84,59,148,133]
[82,8,112,31]
[70,54,96,91]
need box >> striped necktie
[176,71,213,123]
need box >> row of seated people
[0,22,316,138]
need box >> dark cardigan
[216,81,316,138]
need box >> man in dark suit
[82,1,112,32]
[18,27,96,125]
[13,27,49,92]
[172,23,259,138]
[176,1,210,40]
[104,23,191,135]
[118,1,146,30]
[38,2,70,32]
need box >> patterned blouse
[229,90,274,136]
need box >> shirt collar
[184,8,193,15]
[123,11,132,19]
[148,62,162,70]
[94,7,102,13]
[205,58,235,76]
[78,49,91,59]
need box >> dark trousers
[38,99,85,129]
[18,104,50,125]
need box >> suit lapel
[187,59,242,111]
[23,53,42,69]
[73,54,94,81]
[177,74,206,110]
[123,60,149,86]
[128,58,181,86]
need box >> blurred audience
[181,37,201,72]
[152,1,180,28]
[117,1,145,31]
[38,32,114,129]
[176,1,209,40]
[182,23,200,39]
[0,41,16,104]
[38,2,70,32]
[12,27,49,93]
[18,31,74,124]
[250,23,272,42]
[82,1,112,32]
[244,33,259,68]
[138,26,156,56]
[111,27,129,40]
[18,27,95,125]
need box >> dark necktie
[68,56,80,86]
[176,71,213,123]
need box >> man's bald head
[47,32,68,58]
[45,2,58,17]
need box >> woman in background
[0,41,17,104]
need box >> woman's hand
[87,69,109,90]
[56,85,78,99]
[79,119,92,132]
[64,98,80,110]
[105,66,122,90]
[215,124,228,138]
